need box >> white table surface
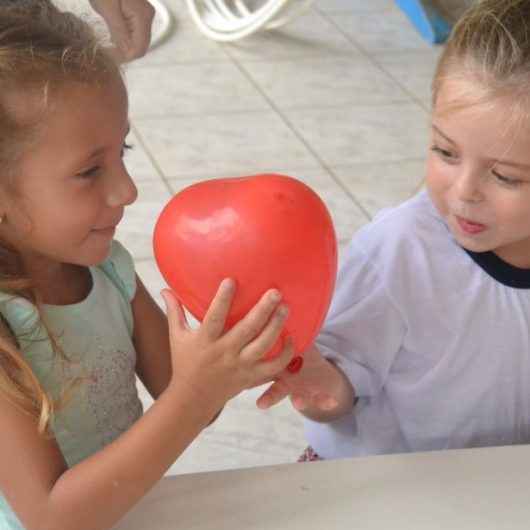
[116,444,530,529]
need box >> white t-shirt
[305,191,530,459]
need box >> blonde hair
[433,0,530,111]
[0,2,120,434]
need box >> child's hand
[256,346,355,421]
[161,279,294,409]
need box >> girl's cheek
[425,158,440,186]
[427,158,451,189]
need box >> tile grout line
[310,8,434,218]
[316,9,435,114]
[131,5,426,221]
[128,97,416,121]
[130,122,174,195]
[238,55,374,220]
[213,10,373,221]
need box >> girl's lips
[92,226,116,237]
[455,215,487,235]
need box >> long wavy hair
[0,1,120,434]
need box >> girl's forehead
[432,79,530,160]
[9,77,129,179]
[35,78,129,144]
[5,75,128,134]
[434,76,494,114]
[434,78,529,129]
[53,76,128,116]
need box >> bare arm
[1,281,294,530]
[1,378,216,530]
[132,276,172,399]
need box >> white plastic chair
[185,0,315,42]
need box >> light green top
[0,241,143,529]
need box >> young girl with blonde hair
[259,0,530,461]
[0,3,294,529]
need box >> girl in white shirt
[258,0,530,460]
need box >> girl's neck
[494,240,530,270]
[23,258,93,305]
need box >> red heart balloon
[153,174,337,364]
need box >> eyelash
[492,170,522,187]
[77,142,134,179]
[430,144,522,188]
[430,145,454,160]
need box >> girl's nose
[454,168,483,203]
[106,165,138,208]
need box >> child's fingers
[161,289,187,331]
[256,380,290,409]
[226,289,282,347]
[291,394,309,411]
[293,392,338,412]
[241,305,289,362]
[254,337,295,381]
[201,279,236,340]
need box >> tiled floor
[61,0,443,475]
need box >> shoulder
[339,191,461,300]
[348,191,453,270]
[96,240,137,302]
[0,293,42,346]
[356,191,445,252]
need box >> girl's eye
[492,170,522,187]
[431,145,455,159]
[77,166,100,179]
[76,143,133,179]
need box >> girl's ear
[0,193,8,224]
[0,192,11,226]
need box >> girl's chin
[78,241,114,267]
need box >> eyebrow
[431,124,456,145]
[431,123,530,171]
[85,124,131,160]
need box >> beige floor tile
[125,129,162,182]
[241,56,411,110]
[329,6,433,53]
[286,169,369,243]
[166,384,306,475]
[285,102,429,167]
[222,11,360,62]
[374,49,443,102]
[126,62,269,118]
[331,160,426,218]
[134,111,318,177]
[129,0,231,67]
